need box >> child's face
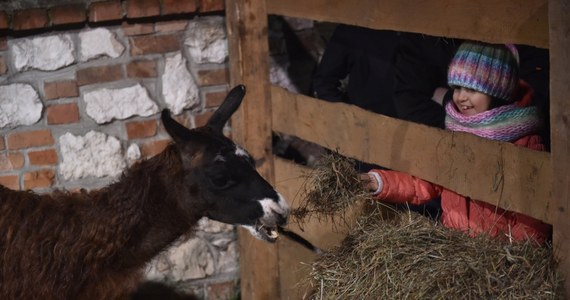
[452,87,493,116]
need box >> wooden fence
[225,0,570,298]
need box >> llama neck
[98,145,204,268]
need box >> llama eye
[209,174,235,189]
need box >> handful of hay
[290,152,371,225]
[309,209,564,299]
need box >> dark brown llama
[0,85,290,299]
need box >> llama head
[161,85,290,243]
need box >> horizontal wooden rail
[271,86,553,224]
[267,0,549,48]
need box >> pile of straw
[295,154,564,299]
[308,210,564,299]
[291,152,370,225]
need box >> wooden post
[225,0,281,299]
[549,0,570,295]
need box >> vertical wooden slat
[225,0,280,299]
[549,0,570,295]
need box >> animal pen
[224,0,570,299]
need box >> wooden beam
[225,0,280,299]
[548,0,570,294]
[271,86,553,224]
[274,157,370,299]
[267,0,549,48]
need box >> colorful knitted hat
[448,41,519,102]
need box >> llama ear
[162,109,191,143]
[207,85,245,132]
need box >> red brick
[199,0,224,12]
[129,34,180,55]
[47,103,80,125]
[126,119,157,139]
[206,281,238,300]
[122,22,154,35]
[155,20,188,33]
[12,8,49,31]
[163,0,197,14]
[197,68,228,86]
[7,130,54,150]
[0,56,6,75]
[140,139,171,158]
[204,90,227,109]
[24,169,55,190]
[0,152,25,171]
[0,137,5,150]
[195,111,214,128]
[76,65,123,86]
[28,149,58,166]
[126,0,160,18]
[89,0,124,22]
[50,4,86,25]
[44,80,79,100]
[127,60,157,78]
[0,11,9,29]
[0,175,19,190]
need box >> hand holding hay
[291,152,373,225]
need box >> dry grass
[290,151,371,228]
[308,208,564,300]
[293,154,564,299]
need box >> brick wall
[0,0,241,299]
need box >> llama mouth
[256,224,279,242]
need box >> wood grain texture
[271,86,553,223]
[274,157,370,299]
[226,0,280,299]
[548,0,570,295]
[267,0,549,48]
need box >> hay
[308,209,564,299]
[290,151,371,227]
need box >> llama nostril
[276,213,287,226]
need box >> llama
[0,85,290,299]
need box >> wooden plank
[548,0,570,294]
[267,0,549,48]
[271,86,553,224]
[274,157,370,299]
[225,0,280,299]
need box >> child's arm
[366,169,443,205]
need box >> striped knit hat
[448,41,519,102]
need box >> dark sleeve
[311,28,350,102]
[392,35,452,128]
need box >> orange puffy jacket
[371,82,552,244]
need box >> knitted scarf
[444,101,542,142]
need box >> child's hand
[358,173,379,193]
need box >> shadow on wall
[130,281,200,300]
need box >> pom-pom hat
[448,41,519,102]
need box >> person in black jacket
[312,24,400,117]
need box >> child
[362,41,552,244]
